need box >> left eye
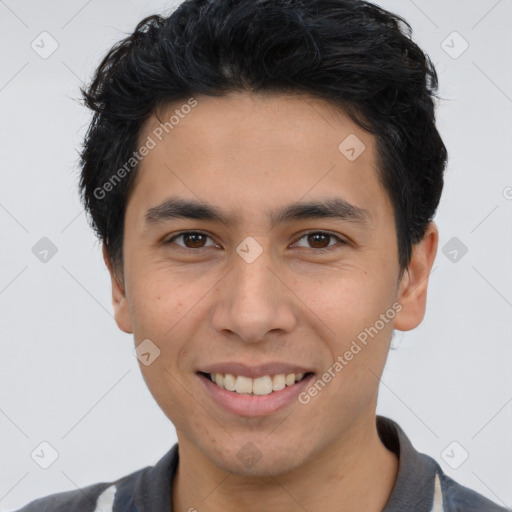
[293,232,344,251]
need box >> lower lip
[197,373,315,417]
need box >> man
[15,0,507,510]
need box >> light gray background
[0,0,511,510]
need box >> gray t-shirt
[14,416,508,511]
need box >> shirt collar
[378,415,440,512]
[130,416,439,512]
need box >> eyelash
[165,231,346,254]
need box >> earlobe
[102,244,133,334]
[394,222,439,332]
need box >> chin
[207,439,304,478]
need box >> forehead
[146,91,365,158]
[128,92,390,228]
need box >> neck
[172,416,398,512]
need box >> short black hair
[79,0,447,274]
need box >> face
[107,92,436,477]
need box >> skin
[104,91,438,512]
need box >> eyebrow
[144,197,370,228]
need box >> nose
[209,244,297,343]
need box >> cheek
[128,274,197,424]
[126,264,195,336]
[138,360,193,431]
[306,267,394,328]
[304,269,397,376]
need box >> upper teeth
[209,373,306,395]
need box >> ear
[394,222,438,331]
[102,244,133,334]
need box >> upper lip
[198,362,314,379]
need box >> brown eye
[307,233,330,249]
[182,233,207,248]
[166,232,217,250]
[293,231,344,251]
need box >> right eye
[165,231,220,251]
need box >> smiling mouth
[198,371,314,396]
